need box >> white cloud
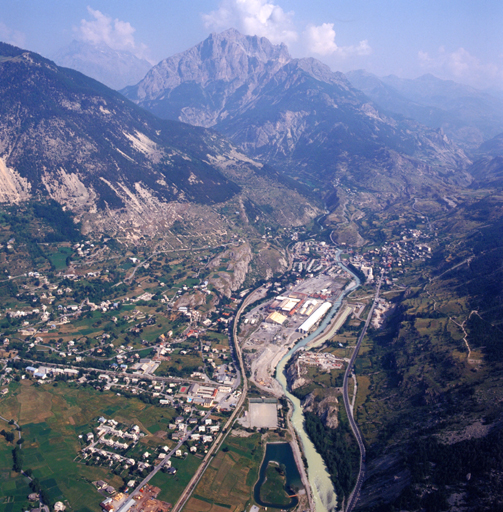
[304,23,337,56]
[203,0,298,44]
[0,21,25,48]
[303,23,371,58]
[75,7,149,59]
[202,1,372,64]
[419,47,503,88]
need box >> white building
[298,302,332,333]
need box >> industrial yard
[239,264,352,396]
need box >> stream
[275,250,361,511]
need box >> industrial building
[266,311,288,325]
[298,301,332,333]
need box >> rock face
[207,242,253,297]
[122,28,291,126]
[285,354,308,391]
[123,29,470,201]
[0,42,318,235]
[302,392,340,430]
[53,40,152,90]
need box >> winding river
[275,251,361,512]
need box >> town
[0,227,429,512]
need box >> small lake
[254,443,303,509]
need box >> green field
[46,247,72,270]
[185,433,264,512]
[150,454,201,505]
[0,432,32,512]
[0,382,180,512]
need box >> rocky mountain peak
[123,29,291,106]
[288,57,350,88]
[204,28,291,64]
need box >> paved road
[343,270,383,512]
[117,402,228,512]
[170,286,264,512]
[0,414,21,442]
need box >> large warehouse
[298,301,332,333]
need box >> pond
[254,443,303,509]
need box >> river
[275,251,361,512]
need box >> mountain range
[123,29,470,201]
[2,30,502,239]
[346,70,503,150]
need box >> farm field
[185,433,263,512]
[0,381,180,512]
[150,453,201,506]
[0,433,32,512]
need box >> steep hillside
[0,42,318,237]
[465,133,503,189]
[469,156,503,189]
[353,193,503,512]
[476,132,503,157]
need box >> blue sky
[1,0,501,89]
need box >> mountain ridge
[347,69,503,150]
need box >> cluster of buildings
[130,358,160,375]
[292,240,350,276]
[26,365,79,380]
[347,236,433,283]
[81,419,179,478]
[184,383,232,408]
[167,414,220,445]
[297,351,344,371]
[100,484,169,512]
[81,421,144,469]
[264,292,334,334]
[187,417,220,443]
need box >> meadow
[0,381,180,512]
[184,433,263,512]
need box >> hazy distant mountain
[52,40,152,90]
[123,29,469,199]
[347,70,503,150]
[476,132,503,157]
[0,42,316,234]
[466,133,503,189]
